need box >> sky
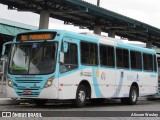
[0,0,160,37]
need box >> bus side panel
[58,68,94,99]
[58,67,116,99]
[115,70,143,98]
[98,68,116,98]
[59,67,116,99]
[140,72,158,96]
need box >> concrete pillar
[94,26,101,35]
[39,10,50,29]
[146,40,152,48]
[108,30,115,38]
[97,0,100,6]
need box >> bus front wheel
[73,85,87,108]
[121,86,138,105]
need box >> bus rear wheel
[73,85,87,108]
[121,86,138,105]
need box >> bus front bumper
[6,85,59,99]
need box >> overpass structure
[1,0,160,47]
[0,18,37,53]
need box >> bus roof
[15,29,156,54]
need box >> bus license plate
[23,90,32,95]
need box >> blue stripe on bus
[92,68,103,98]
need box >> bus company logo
[80,70,92,77]
[2,112,11,117]
[120,71,124,79]
[135,74,140,81]
[34,83,37,87]
[101,72,106,80]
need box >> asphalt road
[0,98,160,120]
[0,98,160,111]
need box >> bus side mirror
[1,44,7,61]
[63,41,68,53]
[2,44,6,56]
[60,52,64,64]
[1,41,12,58]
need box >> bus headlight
[7,77,13,87]
[44,76,54,88]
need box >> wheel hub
[132,89,137,102]
[78,90,85,103]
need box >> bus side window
[100,45,115,67]
[60,42,78,73]
[143,53,153,72]
[81,42,98,66]
[116,48,129,69]
[130,51,142,70]
[116,48,123,68]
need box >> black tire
[121,86,138,105]
[34,99,47,106]
[73,85,87,108]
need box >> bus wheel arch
[131,82,139,97]
[78,80,91,99]
[121,82,139,105]
[73,80,91,108]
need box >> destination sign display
[16,32,57,41]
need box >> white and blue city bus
[3,29,158,107]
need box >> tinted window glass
[130,51,142,70]
[81,42,98,65]
[60,43,78,73]
[100,45,115,67]
[143,53,153,71]
[116,48,129,69]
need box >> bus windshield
[9,42,58,75]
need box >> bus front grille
[15,80,42,83]
[14,79,43,97]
